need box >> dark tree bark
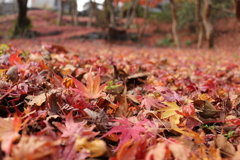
[170,0,181,48]
[195,0,204,48]
[13,0,30,37]
[234,0,240,21]
[203,0,214,48]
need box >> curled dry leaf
[26,92,47,106]
[6,65,18,82]
[194,100,219,118]
[215,134,236,158]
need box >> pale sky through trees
[77,0,105,11]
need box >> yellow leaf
[158,102,183,128]
[158,102,181,119]
[198,94,214,102]
[74,136,107,158]
[170,114,182,128]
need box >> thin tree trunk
[57,0,63,25]
[87,0,93,27]
[138,0,149,43]
[13,0,30,37]
[107,0,115,27]
[196,0,203,48]
[70,0,78,26]
[124,0,138,29]
[170,0,180,48]
[203,0,214,48]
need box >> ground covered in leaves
[0,10,240,160]
[0,43,239,160]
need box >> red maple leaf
[103,117,150,151]
[54,111,98,138]
[9,51,22,65]
[70,68,109,99]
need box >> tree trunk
[234,0,240,21]
[70,0,78,26]
[103,0,115,27]
[87,0,93,27]
[124,0,138,29]
[57,0,63,25]
[170,0,180,48]
[138,0,149,43]
[203,0,214,48]
[195,0,204,48]
[107,0,115,27]
[13,0,30,37]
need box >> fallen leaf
[70,67,108,99]
[74,136,107,158]
[215,134,236,158]
[116,139,139,160]
[194,100,219,118]
[6,65,18,82]
[158,102,183,128]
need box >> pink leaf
[140,96,164,110]
[54,111,98,138]
[103,117,150,151]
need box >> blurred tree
[13,0,31,37]
[104,0,116,27]
[123,0,139,29]
[195,0,203,48]
[57,0,63,25]
[170,0,180,48]
[70,0,78,25]
[234,0,240,21]
[203,0,214,48]
[57,0,78,26]
[87,0,100,27]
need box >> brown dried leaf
[6,65,18,82]
[194,100,219,118]
[215,134,236,158]
[114,85,132,117]
[26,92,47,106]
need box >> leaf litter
[0,43,239,160]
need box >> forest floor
[0,9,240,53]
[0,9,240,160]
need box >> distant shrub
[156,35,173,47]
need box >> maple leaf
[70,68,109,99]
[158,102,183,128]
[140,96,165,110]
[54,111,98,138]
[9,51,22,65]
[103,116,151,151]
[6,135,60,160]
[74,136,107,158]
[175,103,196,117]
[146,141,190,160]
[0,116,21,154]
